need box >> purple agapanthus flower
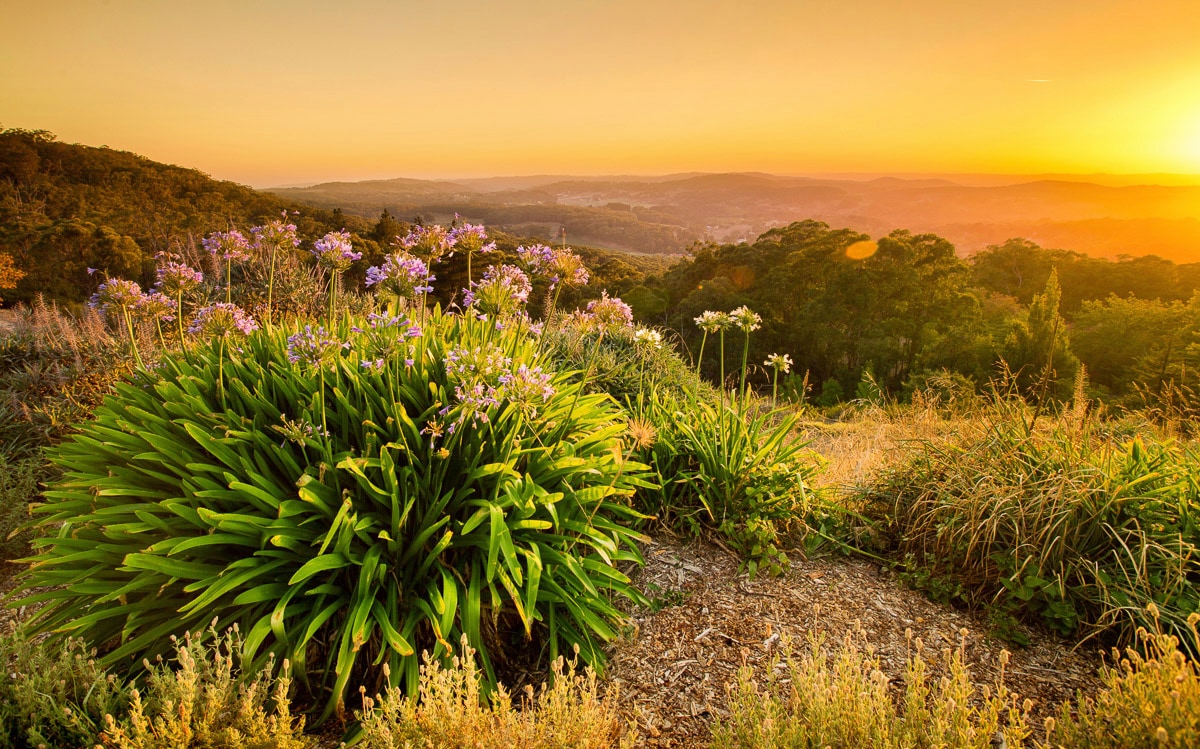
[584,292,634,329]
[364,253,434,300]
[448,222,496,255]
[516,244,589,289]
[463,264,531,318]
[89,278,143,314]
[286,325,346,367]
[135,291,178,322]
[153,261,204,296]
[202,230,251,261]
[311,230,361,272]
[251,213,302,252]
[396,224,453,261]
[187,303,259,338]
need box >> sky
[3,0,1200,187]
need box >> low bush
[357,635,631,749]
[859,398,1200,650]
[0,631,126,749]
[0,453,45,561]
[711,628,1030,749]
[19,307,652,720]
[102,626,310,749]
[631,390,818,575]
[1043,608,1200,749]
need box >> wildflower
[625,417,658,450]
[250,214,301,252]
[764,353,793,374]
[463,264,531,318]
[202,230,251,261]
[633,327,663,348]
[273,415,330,444]
[694,310,732,333]
[360,358,386,373]
[517,244,588,289]
[448,222,496,255]
[516,243,555,275]
[153,261,204,296]
[89,278,143,314]
[498,364,556,415]
[286,325,344,367]
[311,230,361,272]
[729,305,762,332]
[135,291,177,322]
[365,253,435,300]
[584,292,633,329]
[87,267,98,275]
[396,224,453,261]
[187,303,259,338]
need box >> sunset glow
[3,0,1200,186]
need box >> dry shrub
[101,626,310,749]
[1043,608,1200,749]
[711,627,1030,749]
[357,636,632,749]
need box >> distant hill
[272,170,1200,262]
[0,129,361,305]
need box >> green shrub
[357,636,631,749]
[543,318,707,402]
[102,625,310,749]
[1043,609,1200,749]
[711,629,1030,749]
[0,453,45,561]
[628,389,818,575]
[0,631,127,749]
[19,307,652,720]
[861,401,1200,650]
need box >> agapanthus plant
[462,264,531,320]
[187,302,259,405]
[517,244,590,323]
[203,229,251,304]
[19,309,651,721]
[311,230,362,319]
[693,310,731,378]
[365,253,435,311]
[154,258,204,343]
[448,219,495,284]
[89,278,145,367]
[396,224,454,262]
[764,352,794,406]
[251,212,301,326]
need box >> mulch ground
[606,531,1103,748]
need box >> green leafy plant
[18,307,652,721]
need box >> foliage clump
[19,305,651,720]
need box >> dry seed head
[1023,698,1033,712]
[1044,716,1056,734]
[1147,602,1161,620]
[999,650,1011,666]
[1157,726,1169,743]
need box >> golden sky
[3,0,1200,186]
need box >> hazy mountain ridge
[270,171,1200,262]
